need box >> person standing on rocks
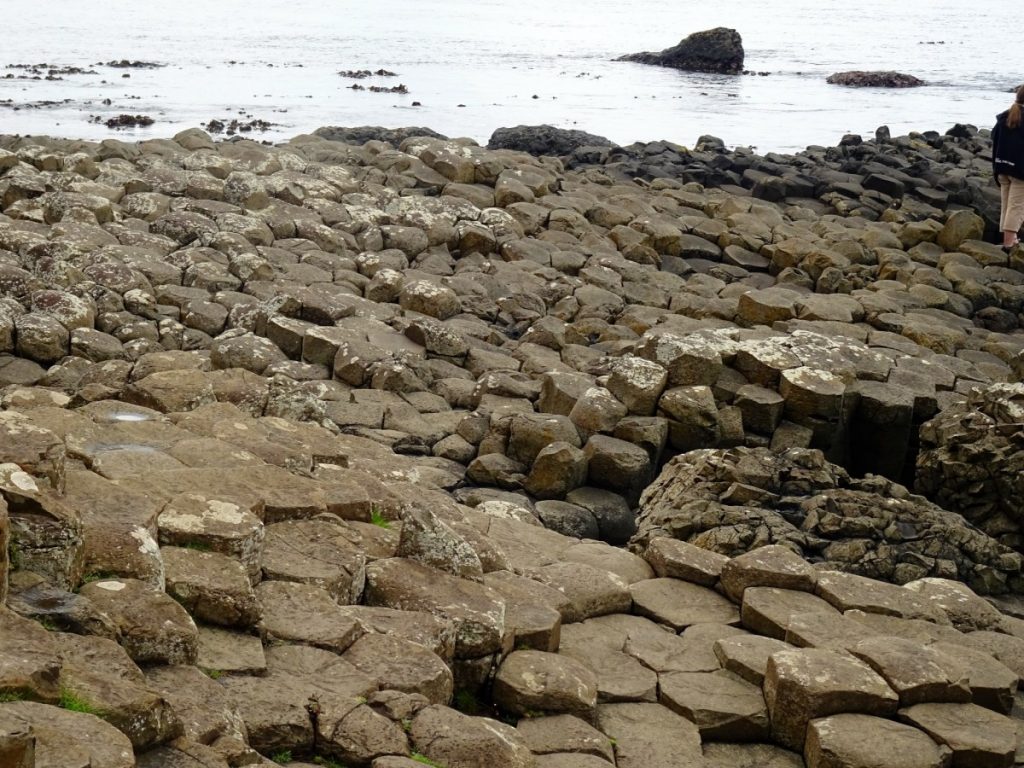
[992,85,1024,250]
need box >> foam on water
[0,0,1017,152]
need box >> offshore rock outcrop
[617,27,745,75]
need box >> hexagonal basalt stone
[764,648,899,751]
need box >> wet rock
[826,71,925,87]
[618,27,745,74]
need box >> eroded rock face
[617,27,745,74]
[633,447,1024,594]
[916,384,1024,551]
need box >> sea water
[0,0,1017,152]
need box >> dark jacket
[993,109,1024,180]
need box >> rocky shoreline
[1,121,1024,768]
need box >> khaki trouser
[999,174,1024,232]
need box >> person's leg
[1007,177,1024,247]
[999,175,1018,246]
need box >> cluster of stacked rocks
[0,120,1022,767]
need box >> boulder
[618,27,745,74]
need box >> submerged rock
[827,71,926,87]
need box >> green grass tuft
[0,691,26,703]
[59,687,101,715]
[369,506,391,529]
[411,754,445,768]
[270,750,292,765]
[201,668,223,680]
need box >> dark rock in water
[487,124,616,156]
[617,27,744,75]
[827,71,925,88]
[314,125,448,145]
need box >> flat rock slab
[364,557,508,658]
[493,650,598,718]
[0,701,135,768]
[78,578,198,665]
[714,634,794,686]
[515,713,614,762]
[335,605,456,662]
[343,633,453,705]
[558,620,658,703]
[806,713,952,768]
[0,608,61,703]
[145,664,247,747]
[629,620,744,674]
[157,492,265,582]
[221,644,378,754]
[849,636,971,706]
[814,571,949,623]
[630,578,740,630]
[643,537,728,586]
[195,625,267,676]
[764,648,899,751]
[659,669,769,741]
[742,586,839,640]
[702,742,805,768]
[162,546,260,628]
[528,562,631,623]
[899,702,1016,768]
[409,705,535,768]
[261,518,367,603]
[720,544,817,601]
[55,632,181,750]
[255,580,364,654]
[595,702,703,768]
[483,570,565,652]
[929,641,1017,714]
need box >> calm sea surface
[0,0,1018,152]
